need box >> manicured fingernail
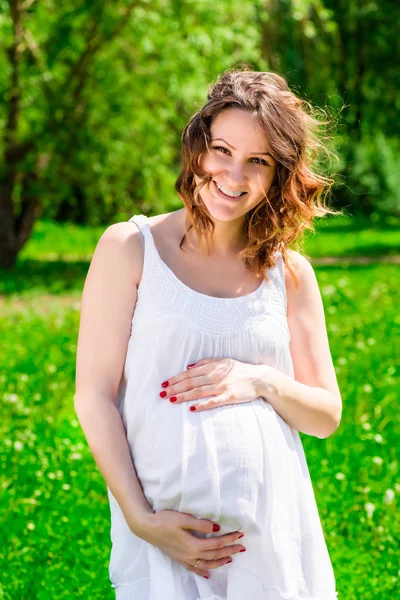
[170,396,177,402]
[190,406,196,411]
[159,391,167,398]
[238,533,244,539]
[226,558,233,564]
[212,523,220,532]
[204,575,210,579]
[187,363,196,368]
[240,548,246,552]
[161,381,169,387]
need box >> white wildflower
[70,453,82,460]
[4,393,19,403]
[322,285,336,296]
[365,502,375,519]
[383,489,395,504]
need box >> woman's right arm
[74,222,246,578]
[74,222,154,532]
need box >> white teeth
[216,182,244,197]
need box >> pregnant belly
[132,398,267,535]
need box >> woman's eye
[212,145,229,154]
[251,157,269,167]
[211,145,270,167]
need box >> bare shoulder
[99,221,144,247]
[95,221,145,288]
[283,249,318,312]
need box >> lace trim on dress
[128,214,289,338]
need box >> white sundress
[106,213,339,600]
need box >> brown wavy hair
[174,65,343,288]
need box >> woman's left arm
[256,250,342,439]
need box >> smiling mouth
[212,180,247,199]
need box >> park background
[0,0,399,598]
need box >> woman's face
[195,107,277,222]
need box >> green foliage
[351,133,400,215]
[0,0,268,226]
[259,0,400,215]
[2,0,400,252]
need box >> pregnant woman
[74,67,342,599]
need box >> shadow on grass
[1,255,398,298]
[312,212,400,234]
[312,244,400,258]
[0,259,90,296]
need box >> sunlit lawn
[1,214,399,599]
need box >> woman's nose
[225,164,247,187]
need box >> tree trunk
[0,183,18,269]
[0,168,41,269]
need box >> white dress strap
[273,251,288,316]
[128,214,155,288]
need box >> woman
[74,67,342,599]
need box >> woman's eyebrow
[211,137,274,158]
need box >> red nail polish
[240,549,246,552]
[161,381,169,388]
[226,559,233,564]
[212,524,220,532]
[190,406,196,411]
[159,391,167,398]
[238,533,244,539]
[187,363,196,368]
[204,575,210,579]
[170,396,177,402]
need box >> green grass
[1,215,399,598]
[16,212,400,264]
[302,213,400,258]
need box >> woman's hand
[159,358,268,412]
[134,510,246,578]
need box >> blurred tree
[1,0,399,268]
[259,0,400,216]
[0,0,266,268]
[0,0,142,267]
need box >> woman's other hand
[133,510,246,579]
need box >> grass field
[1,213,399,599]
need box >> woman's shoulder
[284,248,312,273]
[93,221,146,290]
[94,210,181,288]
[283,249,320,313]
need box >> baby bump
[132,399,266,533]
